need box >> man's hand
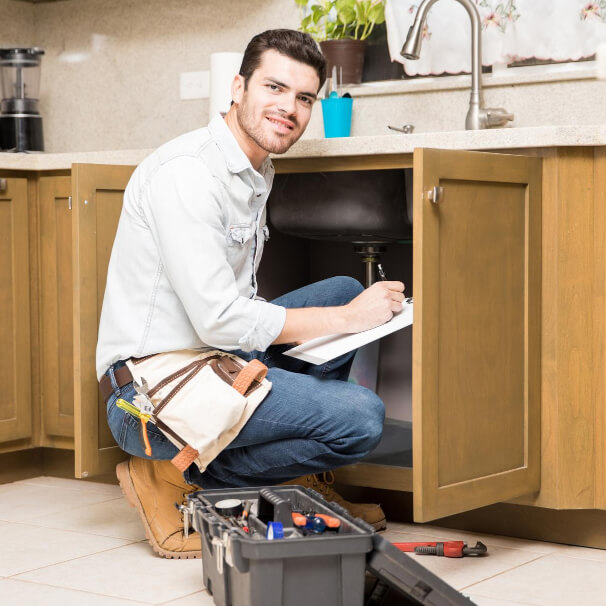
[273,280,405,345]
[343,281,405,333]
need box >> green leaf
[301,14,313,29]
[311,4,326,23]
[335,0,355,9]
[337,5,356,25]
[294,0,308,7]
[355,1,369,24]
[368,3,385,24]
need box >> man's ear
[231,74,245,105]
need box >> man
[97,29,405,559]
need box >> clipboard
[283,300,413,365]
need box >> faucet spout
[402,0,513,130]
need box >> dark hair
[239,29,326,91]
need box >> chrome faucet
[402,0,514,130]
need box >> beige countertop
[2,124,606,170]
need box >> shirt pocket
[227,223,253,246]
[226,223,254,274]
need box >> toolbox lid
[365,533,476,606]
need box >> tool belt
[100,350,271,473]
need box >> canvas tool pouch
[125,349,271,473]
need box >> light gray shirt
[96,115,286,379]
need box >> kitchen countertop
[2,124,606,170]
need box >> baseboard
[0,448,74,484]
[0,449,43,484]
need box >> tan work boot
[117,457,201,559]
[282,471,387,531]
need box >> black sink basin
[268,169,413,243]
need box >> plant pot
[320,39,366,85]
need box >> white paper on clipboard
[283,301,413,365]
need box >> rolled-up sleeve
[141,157,285,352]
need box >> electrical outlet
[180,71,210,100]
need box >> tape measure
[215,498,244,517]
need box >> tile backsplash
[2,0,605,152]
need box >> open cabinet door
[72,163,135,478]
[412,148,541,522]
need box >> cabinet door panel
[72,164,135,478]
[0,178,31,443]
[39,176,74,438]
[413,148,541,522]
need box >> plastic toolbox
[187,486,476,606]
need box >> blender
[0,47,44,152]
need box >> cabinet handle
[426,186,443,204]
[0,178,6,192]
[68,195,72,210]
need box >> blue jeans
[105,276,385,488]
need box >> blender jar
[0,48,45,115]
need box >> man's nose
[277,93,297,116]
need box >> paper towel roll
[209,52,244,120]
[597,43,606,80]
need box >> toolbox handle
[257,488,293,527]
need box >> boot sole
[370,517,387,532]
[116,461,201,560]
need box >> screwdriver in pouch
[116,398,153,456]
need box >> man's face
[232,49,320,155]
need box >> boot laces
[309,471,346,505]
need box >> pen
[378,264,413,305]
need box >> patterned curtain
[385,0,606,75]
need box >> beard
[236,96,303,155]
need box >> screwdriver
[116,398,153,456]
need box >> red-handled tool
[393,540,487,558]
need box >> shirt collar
[208,113,261,175]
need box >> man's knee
[346,388,385,454]
[331,275,364,302]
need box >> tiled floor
[1,477,606,606]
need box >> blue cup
[321,95,353,138]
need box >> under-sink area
[263,168,416,489]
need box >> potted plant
[295,0,386,84]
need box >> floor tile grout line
[157,588,210,605]
[12,478,121,491]
[459,552,550,592]
[5,518,140,542]
[7,540,141,578]
[7,518,144,542]
[0,495,128,524]
[463,590,541,606]
[0,486,122,499]
[3,576,153,604]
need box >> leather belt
[99,365,134,403]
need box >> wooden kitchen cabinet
[70,164,135,478]
[7,165,134,470]
[62,150,541,522]
[0,177,32,446]
[275,148,542,522]
[7,144,604,535]
[38,175,75,442]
